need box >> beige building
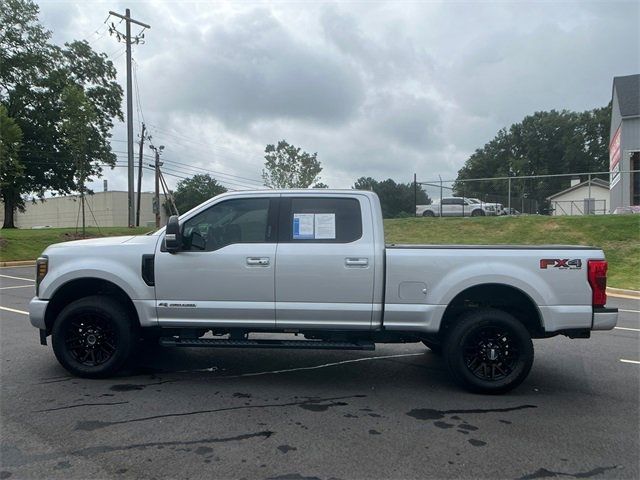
[0,191,167,228]
[547,178,610,216]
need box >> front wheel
[471,209,485,217]
[52,295,137,378]
[443,309,533,394]
[422,210,435,217]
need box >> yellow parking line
[620,359,640,365]
[0,274,34,282]
[0,305,28,315]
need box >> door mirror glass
[165,215,181,253]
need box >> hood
[46,235,138,249]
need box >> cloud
[33,0,640,192]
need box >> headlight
[36,256,48,296]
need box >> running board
[159,337,375,351]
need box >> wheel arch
[45,278,139,332]
[439,283,544,338]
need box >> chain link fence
[414,170,638,217]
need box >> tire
[471,209,485,217]
[443,309,534,394]
[422,210,435,217]
[422,340,442,355]
[52,295,137,378]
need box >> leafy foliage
[353,177,430,218]
[173,174,228,213]
[262,140,322,188]
[0,0,123,227]
[453,105,611,210]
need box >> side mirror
[165,215,181,253]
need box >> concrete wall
[550,184,610,216]
[0,191,168,229]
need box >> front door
[154,196,278,328]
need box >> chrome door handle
[247,257,270,266]
[345,257,369,267]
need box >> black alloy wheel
[52,295,136,378]
[443,308,534,394]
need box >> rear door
[275,194,375,330]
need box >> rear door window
[279,197,362,243]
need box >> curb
[607,287,640,299]
[0,260,35,268]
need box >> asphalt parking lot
[1,265,639,480]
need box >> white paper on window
[314,213,336,239]
[292,213,315,239]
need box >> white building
[0,191,167,228]
[547,178,610,216]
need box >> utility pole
[108,9,150,227]
[136,122,147,226]
[413,173,417,217]
[149,144,164,228]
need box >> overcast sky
[37,0,639,192]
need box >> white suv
[417,197,488,217]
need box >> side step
[159,337,375,351]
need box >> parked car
[30,190,617,393]
[503,207,521,216]
[467,198,504,215]
[417,197,488,217]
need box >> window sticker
[314,213,336,239]
[293,213,315,239]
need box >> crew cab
[29,190,618,393]
[417,197,489,217]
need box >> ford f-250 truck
[29,190,618,393]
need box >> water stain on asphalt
[368,429,381,435]
[75,395,366,431]
[277,445,297,454]
[299,401,348,412]
[517,465,617,479]
[109,379,179,391]
[468,439,487,447]
[233,392,252,399]
[458,423,478,431]
[194,447,213,455]
[54,461,70,470]
[0,471,12,479]
[434,421,454,429]
[407,404,537,420]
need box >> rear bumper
[29,297,48,330]
[592,307,618,331]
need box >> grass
[385,215,640,290]
[1,215,638,289]
[0,227,152,263]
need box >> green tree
[173,174,227,213]
[262,140,322,188]
[0,106,24,224]
[353,177,430,218]
[453,105,611,210]
[1,0,123,228]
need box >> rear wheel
[422,210,435,217]
[471,209,485,217]
[443,309,533,394]
[52,295,137,378]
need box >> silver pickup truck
[29,190,617,393]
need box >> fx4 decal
[539,259,582,270]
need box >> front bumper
[29,297,49,330]
[592,307,618,330]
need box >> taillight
[587,260,607,307]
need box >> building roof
[613,74,640,118]
[546,178,610,200]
